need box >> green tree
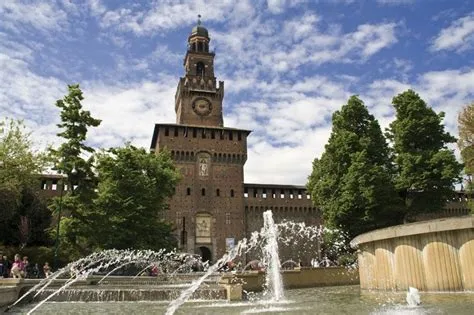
[88,144,180,251]
[0,118,50,247]
[458,102,474,212]
[49,84,101,258]
[386,90,463,218]
[307,96,403,238]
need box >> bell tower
[175,15,224,127]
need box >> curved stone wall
[351,215,474,291]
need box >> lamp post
[53,166,77,271]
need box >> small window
[272,189,276,199]
[52,180,58,191]
[231,189,235,197]
[244,187,248,198]
[196,61,205,76]
[229,132,233,141]
[262,189,267,199]
[202,129,206,139]
[187,188,191,195]
[202,188,206,196]
[225,212,231,225]
[174,127,179,137]
[216,189,220,197]
[238,132,242,141]
[211,130,215,139]
[193,129,197,138]
[41,180,47,190]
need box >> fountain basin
[352,215,474,291]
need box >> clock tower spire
[175,15,224,127]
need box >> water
[261,210,284,301]
[10,285,474,314]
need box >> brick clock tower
[150,17,250,262]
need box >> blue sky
[1,0,474,185]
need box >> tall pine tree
[386,90,462,218]
[307,96,403,238]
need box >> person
[2,255,11,278]
[11,254,24,278]
[32,263,40,278]
[22,256,29,278]
[43,262,51,278]
[150,264,159,276]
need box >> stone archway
[198,246,212,263]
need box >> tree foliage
[87,145,180,251]
[386,90,463,217]
[458,102,474,212]
[49,84,102,257]
[0,118,51,247]
[307,96,404,238]
[50,85,180,260]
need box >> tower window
[174,127,179,137]
[196,62,205,76]
[204,43,209,52]
[211,130,215,139]
[198,42,203,52]
[220,131,224,140]
[165,127,169,136]
[230,189,235,197]
[229,132,233,141]
[202,188,206,196]
[238,132,242,141]
[202,129,206,139]
[193,129,197,138]
[216,189,220,197]
[191,42,196,51]
[187,188,191,195]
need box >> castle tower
[150,16,250,262]
[175,15,224,127]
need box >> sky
[1,0,474,186]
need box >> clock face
[192,98,212,116]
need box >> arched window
[196,62,205,77]
[202,188,206,196]
[198,42,203,52]
[216,189,220,197]
[191,42,196,51]
[230,189,235,197]
[187,188,191,195]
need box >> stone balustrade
[352,215,474,291]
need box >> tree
[49,84,101,257]
[0,118,50,247]
[307,96,404,238]
[386,90,463,218]
[86,144,180,251]
[458,102,474,212]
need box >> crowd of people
[0,254,51,279]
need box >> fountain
[2,211,473,314]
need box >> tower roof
[190,14,209,39]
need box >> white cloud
[431,13,474,52]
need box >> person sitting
[11,254,24,278]
[43,262,51,278]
